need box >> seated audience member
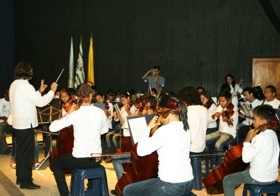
[223,105,279,196]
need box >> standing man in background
[9,61,58,189]
[142,66,165,95]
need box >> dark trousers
[14,128,35,184]
[52,153,100,196]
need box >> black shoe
[20,182,40,189]
[111,190,117,195]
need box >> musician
[199,90,218,135]
[49,83,108,196]
[263,85,280,109]
[0,87,12,155]
[123,95,194,196]
[221,74,242,107]
[142,66,165,94]
[9,61,58,189]
[237,87,262,143]
[178,86,208,153]
[223,105,280,196]
[206,90,238,163]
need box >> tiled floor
[0,134,256,196]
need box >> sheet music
[128,117,147,144]
[240,102,253,119]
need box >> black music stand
[36,99,62,170]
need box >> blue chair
[70,165,109,196]
[242,181,280,196]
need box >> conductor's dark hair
[14,61,33,79]
[159,94,189,131]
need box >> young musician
[200,90,218,135]
[123,95,194,196]
[9,61,58,189]
[223,105,280,196]
[263,85,280,109]
[142,66,165,94]
[206,90,238,157]
[49,83,108,196]
[222,74,242,107]
[237,87,262,143]
[178,86,208,153]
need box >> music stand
[36,99,62,170]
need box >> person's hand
[50,82,58,93]
[148,116,161,129]
[212,112,221,119]
[244,129,256,142]
[39,80,47,93]
[67,103,76,114]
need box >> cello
[49,97,79,172]
[203,116,279,194]
[115,114,163,196]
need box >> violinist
[200,90,218,135]
[206,90,238,163]
[221,74,242,107]
[223,105,280,196]
[123,95,194,196]
[49,83,108,196]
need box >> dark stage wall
[12,0,280,96]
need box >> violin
[221,102,235,126]
[204,99,214,109]
[62,96,80,112]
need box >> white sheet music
[128,117,147,144]
[240,102,253,119]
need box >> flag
[68,37,74,88]
[87,35,95,84]
[74,37,85,89]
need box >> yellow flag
[87,35,94,84]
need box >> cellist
[223,105,280,196]
[49,83,108,196]
[123,94,194,196]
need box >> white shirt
[49,105,108,158]
[230,84,242,107]
[264,98,280,109]
[137,121,193,183]
[0,98,10,123]
[206,103,217,129]
[218,105,238,138]
[242,129,279,182]
[187,105,208,153]
[9,79,54,129]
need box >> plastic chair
[70,165,109,196]
[242,181,280,196]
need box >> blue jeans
[223,170,275,196]
[112,157,130,180]
[206,131,233,152]
[123,178,194,196]
[0,122,12,151]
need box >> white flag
[74,37,85,89]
